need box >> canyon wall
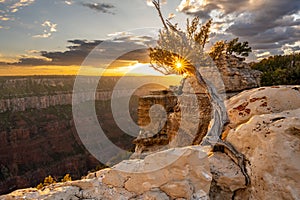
[0,99,138,195]
[0,90,132,113]
[0,76,150,195]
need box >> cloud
[80,2,115,14]
[0,0,35,22]
[10,0,35,11]
[0,0,35,20]
[0,16,10,21]
[0,40,101,66]
[64,0,72,5]
[2,37,150,67]
[33,20,57,38]
[43,20,57,32]
[177,0,300,59]
[282,41,300,55]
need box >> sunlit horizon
[0,62,176,77]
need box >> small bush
[36,174,72,189]
[36,183,44,190]
[43,175,56,186]
[61,174,72,182]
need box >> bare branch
[152,0,168,30]
[166,20,177,32]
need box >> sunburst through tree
[148,0,250,185]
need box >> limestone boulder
[0,177,136,200]
[208,152,246,200]
[226,85,300,127]
[103,146,212,196]
[226,108,300,199]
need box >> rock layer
[0,90,134,113]
[215,55,262,92]
[132,76,212,159]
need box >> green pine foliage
[209,38,252,61]
[251,53,300,86]
[226,38,252,57]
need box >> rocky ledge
[215,55,262,93]
[1,85,299,200]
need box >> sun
[172,56,188,75]
[175,61,183,69]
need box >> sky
[0,0,299,76]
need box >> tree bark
[192,69,228,145]
[192,69,250,185]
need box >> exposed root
[211,139,251,186]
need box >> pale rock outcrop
[132,76,212,159]
[160,180,194,199]
[209,152,246,191]
[103,146,212,196]
[214,55,262,92]
[1,186,81,200]
[224,86,300,199]
[226,85,300,127]
[135,189,170,200]
[1,178,138,200]
[227,108,300,199]
[208,152,246,200]
[1,146,212,200]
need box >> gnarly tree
[149,0,250,185]
[209,38,252,61]
[226,38,252,57]
[149,0,227,145]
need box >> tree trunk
[192,69,250,185]
[192,70,228,145]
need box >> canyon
[0,76,171,195]
[0,56,263,196]
[1,85,299,199]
